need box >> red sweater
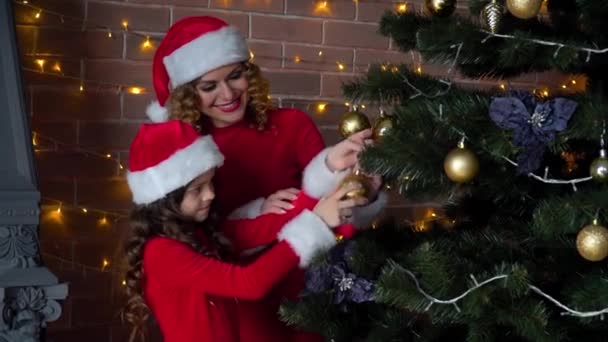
[211,108,326,341]
[142,205,334,342]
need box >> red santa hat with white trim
[126,120,224,205]
[146,16,250,123]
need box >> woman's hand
[260,188,299,215]
[325,129,372,172]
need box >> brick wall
[13,1,576,341]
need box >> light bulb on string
[122,20,129,31]
[81,208,88,213]
[34,10,42,19]
[337,62,345,71]
[141,36,152,49]
[102,258,110,270]
[317,103,327,112]
[52,62,62,74]
[35,59,45,72]
[99,216,108,226]
[397,3,407,13]
[293,55,301,63]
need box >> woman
[146,16,387,341]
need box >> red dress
[211,108,327,341]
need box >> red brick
[31,121,78,144]
[47,325,111,342]
[249,41,283,69]
[35,151,119,179]
[325,22,389,49]
[79,122,140,150]
[130,0,208,5]
[124,92,156,120]
[321,73,357,98]
[210,0,284,14]
[39,179,76,203]
[126,33,160,61]
[252,16,322,44]
[284,44,353,72]
[87,2,170,32]
[173,8,249,35]
[72,296,116,326]
[83,31,124,59]
[27,28,83,58]
[264,71,320,96]
[40,235,75,261]
[355,49,409,73]
[33,89,121,121]
[286,0,355,19]
[52,261,114,298]
[85,60,152,89]
[319,127,340,146]
[15,26,36,58]
[283,99,348,127]
[22,58,81,88]
[13,0,84,27]
[357,1,397,23]
[76,178,133,211]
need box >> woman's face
[194,63,249,128]
[180,168,216,222]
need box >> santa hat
[127,120,224,205]
[147,16,250,123]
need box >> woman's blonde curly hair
[167,62,274,132]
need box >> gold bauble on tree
[339,170,371,201]
[506,0,542,19]
[372,110,394,141]
[576,223,608,262]
[339,107,371,138]
[425,0,457,17]
[481,0,505,33]
[443,140,479,183]
[590,149,608,182]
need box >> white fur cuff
[352,191,388,229]
[302,148,349,199]
[277,210,336,267]
[227,197,265,220]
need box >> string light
[499,83,506,90]
[32,133,37,147]
[56,204,62,214]
[79,83,84,92]
[571,79,577,85]
[34,10,41,19]
[381,64,388,72]
[318,50,323,57]
[35,59,45,71]
[102,258,110,270]
[52,62,62,73]
[99,216,108,226]
[121,280,127,286]
[141,36,152,49]
[344,102,350,107]
[317,103,327,112]
[121,20,128,30]
[397,3,407,13]
[107,31,112,38]
[293,55,301,63]
[415,65,423,74]
[337,62,345,71]
[82,208,88,213]
[128,87,143,95]
[249,50,255,60]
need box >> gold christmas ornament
[481,0,504,33]
[339,171,371,201]
[425,0,457,17]
[372,110,394,140]
[590,149,608,182]
[443,141,479,183]
[576,223,608,262]
[506,0,542,19]
[339,108,371,138]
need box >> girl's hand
[313,183,368,228]
[325,129,372,172]
[261,188,299,215]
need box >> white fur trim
[227,197,265,220]
[278,210,336,268]
[302,148,349,199]
[127,136,224,204]
[164,26,249,87]
[146,101,169,123]
[352,191,388,229]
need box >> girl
[123,120,366,342]
[145,16,388,341]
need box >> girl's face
[180,168,216,222]
[195,63,249,128]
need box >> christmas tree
[280,1,608,341]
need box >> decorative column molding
[0,2,68,341]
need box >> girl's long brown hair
[122,187,230,341]
[167,62,275,132]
